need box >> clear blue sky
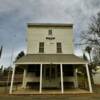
[0,0,100,67]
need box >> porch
[9,54,92,94]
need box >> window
[27,65,40,77]
[57,42,62,53]
[48,29,52,35]
[63,65,74,76]
[39,42,44,53]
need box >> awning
[15,54,88,65]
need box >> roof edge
[27,23,73,27]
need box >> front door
[42,64,59,88]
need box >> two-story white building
[9,23,92,94]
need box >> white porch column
[60,64,64,93]
[86,64,93,93]
[40,64,42,93]
[74,68,78,88]
[9,64,15,94]
[22,68,27,88]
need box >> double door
[42,64,59,88]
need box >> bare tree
[80,12,100,85]
[81,12,100,47]
[81,12,100,64]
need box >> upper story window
[57,42,62,53]
[39,42,44,53]
[48,29,52,35]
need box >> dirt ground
[0,94,100,100]
[0,85,100,100]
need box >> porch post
[74,68,78,88]
[40,64,42,93]
[22,68,27,88]
[85,64,93,93]
[60,64,64,93]
[9,64,15,94]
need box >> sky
[0,0,100,68]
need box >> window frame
[39,42,44,53]
[57,42,62,53]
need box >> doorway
[42,64,60,89]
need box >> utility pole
[7,34,16,92]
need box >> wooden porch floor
[12,88,90,94]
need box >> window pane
[57,43,61,47]
[46,67,50,80]
[48,29,52,35]
[51,67,55,79]
[40,42,44,47]
[57,48,62,53]
[39,48,44,53]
